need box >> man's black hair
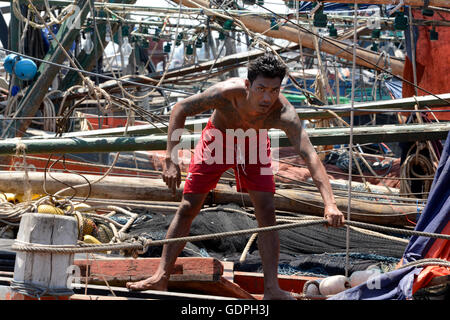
[247,52,287,84]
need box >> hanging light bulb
[153,27,161,42]
[422,7,434,17]
[195,36,203,48]
[185,44,194,56]
[270,17,279,30]
[223,19,233,31]
[430,26,438,41]
[105,27,111,42]
[122,36,132,58]
[313,8,328,28]
[371,42,379,52]
[394,11,408,31]
[328,24,337,37]
[176,32,184,46]
[164,42,171,53]
[82,32,94,54]
[371,29,381,39]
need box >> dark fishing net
[126,203,406,276]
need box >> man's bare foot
[263,289,296,300]
[126,275,169,291]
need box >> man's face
[246,75,282,115]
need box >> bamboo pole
[171,0,405,76]
[1,122,449,154]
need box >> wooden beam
[147,43,299,80]
[74,257,254,299]
[0,171,421,226]
[171,0,405,76]
[0,276,241,300]
[3,122,448,155]
[4,0,91,138]
[74,257,224,284]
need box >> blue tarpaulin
[329,135,450,300]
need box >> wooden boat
[0,243,324,300]
[0,0,448,303]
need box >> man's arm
[164,83,231,194]
[272,96,344,227]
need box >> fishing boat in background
[0,0,448,302]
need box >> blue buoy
[3,54,18,74]
[11,85,20,97]
[14,58,37,81]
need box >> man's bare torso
[206,78,288,132]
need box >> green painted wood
[2,122,449,155]
[4,0,91,138]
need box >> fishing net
[126,203,407,276]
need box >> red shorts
[183,120,275,194]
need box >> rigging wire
[253,2,450,106]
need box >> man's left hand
[324,204,345,228]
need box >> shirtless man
[126,53,344,300]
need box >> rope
[11,219,327,254]
[345,220,450,240]
[239,232,257,263]
[398,258,450,270]
[12,0,77,29]
[10,219,450,255]
[400,142,435,198]
[9,280,74,299]
[344,2,359,278]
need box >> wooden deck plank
[74,257,224,284]
[74,257,254,299]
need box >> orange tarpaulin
[412,221,450,294]
[402,9,450,120]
